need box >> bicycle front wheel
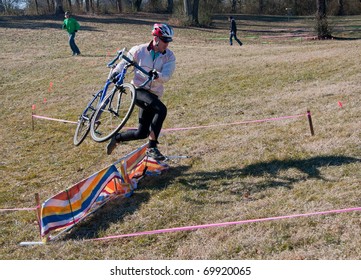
[74,90,103,146]
[90,83,136,142]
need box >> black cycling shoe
[106,135,120,155]
[146,147,165,161]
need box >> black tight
[115,89,167,142]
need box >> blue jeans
[68,32,80,55]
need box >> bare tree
[231,0,237,12]
[1,0,23,12]
[67,0,72,11]
[183,0,191,16]
[316,0,332,39]
[45,0,51,13]
[54,0,64,14]
[34,0,39,14]
[192,0,199,24]
[83,0,88,12]
[259,0,264,14]
[167,0,173,13]
[337,0,344,16]
[75,0,81,11]
[133,0,142,11]
[116,0,122,12]
[182,0,200,24]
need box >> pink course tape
[163,113,307,132]
[32,114,77,124]
[0,207,37,212]
[85,206,361,242]
[31,113,307,131]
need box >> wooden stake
[31,112,34,131]
[34,193,41,238]
[307,110,315,136]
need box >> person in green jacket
[62,11,81,56]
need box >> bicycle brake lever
[107,48,125,68]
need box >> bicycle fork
[108,87,126,117]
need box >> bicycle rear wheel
[73,90,102,146]
[90,83,136,142]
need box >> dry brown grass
[0,13,360,260]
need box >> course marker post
[34,193,42,239]
[31,105,36,131]
[307,110,314,136]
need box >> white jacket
[114,42,176,98]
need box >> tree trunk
[192,0,199,24]
[259,0,264,14]
[46,0,51,13]
[0,0,4,13]
[133,0,142,11]
[316,0,332,39]
[231,0,236,12]
[75,0,81,11]
[34,0,39,14]
[116,0,122,13]
[337,0,344,16]
[54,0,64,14]
[84,0,90,12]
[167,0,173,13]
[316,0,326,18]
[183,0,191,16]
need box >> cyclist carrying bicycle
[106,23,176,161]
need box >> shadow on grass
[64,191,150,240]
[62,155,360,240]
[0,14,162,31]
[181,155,361,192]
[332,36,361,41]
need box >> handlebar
[107,48,154,87]
[106,49,124,68]
[107,48,149,76]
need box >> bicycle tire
[90,83,136,143]
[73,90,103,146]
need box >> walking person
[62,11,81,56]
[229,16,243,46]
[106,23,176,161]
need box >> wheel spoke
[90,83,136,142]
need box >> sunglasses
[159,37,172,43]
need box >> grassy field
[0,13,360,260]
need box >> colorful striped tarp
[120,143,169,178]
[39,144,169,239]
[129,157,169,179]
[40,165,125,236]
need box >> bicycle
[89,49,154,143]
[73,48,152,145]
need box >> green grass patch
[1,14,361,260]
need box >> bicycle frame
[78,53,128,119]
[95,48,154,118]
[89,49,155,143]
[75,48,154,145]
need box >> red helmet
[152,23,174,42]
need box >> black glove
[149,69,159,80]
[110,71,119,83]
